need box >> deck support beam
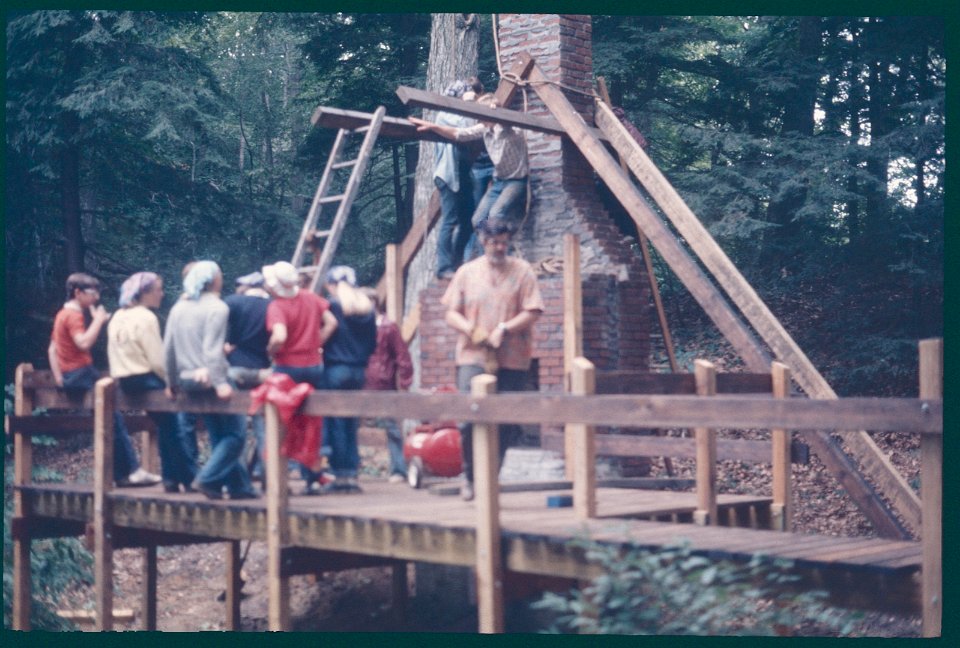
[142,544,158,630]
[225,540,243,630]
[693,361,717,525]
[264,402,290,631]
[472,373,504,633]
[771,362,793,531]
[570,358,596,520]
[12,363,35,630]
[562,234,583,480]
[93,377,116,631]
[919,339,942,637]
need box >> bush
[533,535,860,636]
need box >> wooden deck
[17,478,922,615]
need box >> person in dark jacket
[361,288,414,483]
[322,266,377,492]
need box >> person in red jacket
[361,289,414,483]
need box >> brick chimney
[418,14,651,396]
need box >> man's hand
[487,324,505,349]
[164,386,176,400]
[215,383,233,400]
[90,304,111,323]
[408,116,432,132]
[192,367,211,387]
[224,342,236,356]
[471,325,489,346]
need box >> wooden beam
[493,53,536,108]
[919,339,942,638]
[93,377,116,631]
[527,64,772,374]
[562,234,583,480]
[12,363,34,630]
[384,243,403,324]
[570,358,597,520]
[225,540,242,631]
[694,361,718,525]
[471,373,504,634]
[771,362,792,531]
[594,100,922,536]
[264,402,290,631]
[310,106,449,143]
[541,429,808,464]
[397,85,610,143]
[595,371,772,395]
[6,413,156,435]
[142,544,158,630]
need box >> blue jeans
[273,364,326,481]
[118,373,196,486]
[436,177,463,276]
[456,365,528,484]
[195,412,254,496]
[464,177,527,261]
[61,365,139,480]
[324,364,367,478]
[376,417,406,476]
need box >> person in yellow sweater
[107,272,197,493]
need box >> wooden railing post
[12,363,35,630]
[920,338,942,637]
[93,376,116,631]
[771,362,792,531]
[385,243,403,325]
[264,402,290,631]
[562,233,583,480]
[471,373,504,634]
[693,360,717,526]
[225,540,242,630]
[570,357,596,520]
[142,544,158,630]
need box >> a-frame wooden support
[526,58,912,539]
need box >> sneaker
[331,476,362,493]
[192,480,223,500]
[388,473,406,484]
[228,489,260,500]
[117,468,162,487]
[163,480,180,494]
[460,481,474,502]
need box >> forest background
[4,12,946,398]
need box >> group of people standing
[48,261,412,500]
[410,77,529,279]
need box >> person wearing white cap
[263,261,339,492]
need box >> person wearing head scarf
[49,272,161,487]
[164,260,258,500]
[321,266,377,492]
[108,272,196,492]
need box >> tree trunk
[405,13,480,378]
[61,107,84,272]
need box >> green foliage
[533,536,860,636]
[3,438,92,630]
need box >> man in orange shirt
[49,272,160,487]
[441,218,543,500]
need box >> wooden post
[12,363,35,630]
[264,402,290,631]
[385,243,403,325]
[225,540,242,630]
[93,377,116,631]
[391,562,408,626]
[770,362,792,531]
[693,361,717,526]
[138,427,158,476]
[562,234,583,480]
[471,373,504,634]
[570,357,596,520]
[142,544,158,630]
[919,338,942,637]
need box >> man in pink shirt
[441,218,543,500]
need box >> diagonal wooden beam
[594,99,921,536]
[529,62,911,540]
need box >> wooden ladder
[292,105,386,293]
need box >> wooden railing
[9,340,942,634]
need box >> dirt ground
[32,424,922,635]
